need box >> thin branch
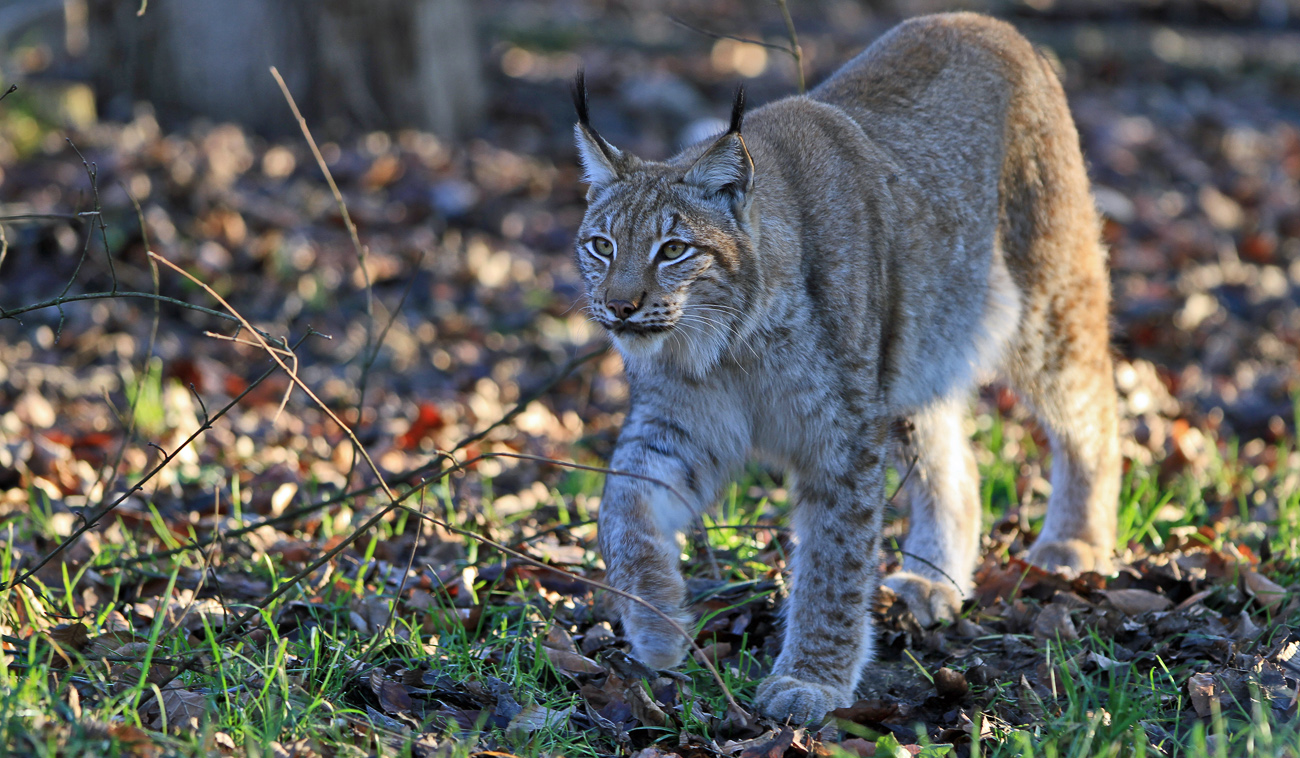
[0,213,84,224]
[0,84,16,103]
[774,0,805,94]
[668,14,795,55]
[90,189,163,503]
[270,65,378,493]
[0,291,286,349]
[347,250,424,488]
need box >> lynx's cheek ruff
[572,14,1120,724]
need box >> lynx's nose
[606,297,641,320]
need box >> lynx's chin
[609,329,669,360]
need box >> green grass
[3,406,1299,756]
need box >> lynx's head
[572,72,760,377]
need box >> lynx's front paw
[882,571,962,627]
[1026,539,1114,577]
[755,675,847,723]
[623,610,692,669]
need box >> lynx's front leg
[757,425,888,723]
[599,411,739,669]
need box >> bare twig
[0,291,286,349]
[774,0,805,93]
[65,139,118,294]
[88,190,163,502]
[269,66,380,491]
[0,84,16,103]
[346,251,425,487]
[668,14,795,56]
[0,213,87,223]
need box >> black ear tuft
[573,70,591,127]
[728,85,746,134]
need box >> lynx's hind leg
[996,47,1121,576]
[882,394,981,626]
[1004,241,1120,575]
[1011,336,1119,575]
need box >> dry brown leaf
[44,623,91,652]
[212,731,237,752]
[1101,589,1173,615]
[107,722,159,757]
[543,646,604,676]
[1243,570,1287,612]
[505,702,573,737]
[66,685,81,719]
[739,726,795,758]
[1033,604,1079,641]
[831,699,899,724]
[694,641,732,665]
[1187,673,1216,717]
[158,687,207,730]
[377,680,413,715]
[625,679,669,727]
[543,624,576,652]
[934,667,969,699]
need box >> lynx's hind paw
[755,675,847,724]
[1026,539,1115,577]
[882,571,962,628]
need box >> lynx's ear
[684,86,754,201]
[573,71,627,189]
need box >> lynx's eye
[590,237,614,257]
[659,240,689,260]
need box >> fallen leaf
[505,702,573,737]
[694,641,732,665]
[158,687,207,730]
[1243,570,1287,613]
[1187,673,1216,717]
[44,623,91,652]
[739,726,794,758]
[625,680,669,727]
[1100,589,1173,615]
[543,646,604,676]
[1033,604,1079,641]
[377,680,413,715]
[543,624,576,652]
[832,699,899,724]
[933,667,969,700]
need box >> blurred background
[2,0,1300,518]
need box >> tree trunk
[86,0,484,138]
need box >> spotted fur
[573,13,1120,723]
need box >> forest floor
[2,1,1300,756]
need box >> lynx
[572,13,1119,722]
